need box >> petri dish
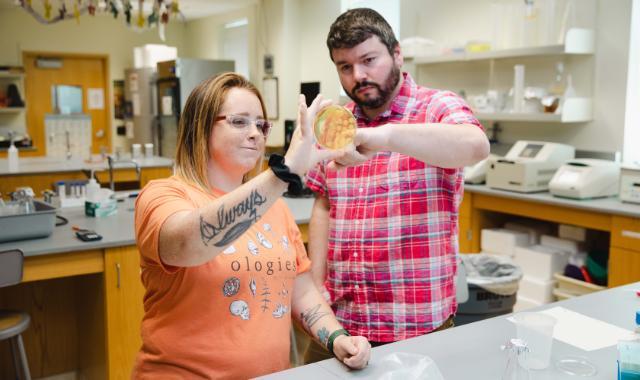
[555,356,598,377]
[313,105,357,150]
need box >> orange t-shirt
[132,176,310,379]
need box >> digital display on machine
[519,144,544,158]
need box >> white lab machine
[549,159,620,199]
[486,141,575,193]
[464,154,498,184]
[619,164,640,204]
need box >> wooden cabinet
[0,166,172,196]
[104,246,145,379]
[609,215,640,286]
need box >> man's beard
[345,65,401,110]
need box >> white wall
[411,0,631,155]
[0,8,186,150]
[0,9,185,90]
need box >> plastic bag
[461,253,523,296]
[350,352,444,380]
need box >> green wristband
[327,328,351,357]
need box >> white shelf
[410,28,594,65]
[0,107,25,114]
[0,72,25,79]
[475,98,593,123]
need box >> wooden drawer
[609,247,640,287]
[611,216,640,251]
[459,192,472,219]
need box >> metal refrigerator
[155,58,235,158]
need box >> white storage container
[481,228,530,257]
[514,245,569,280]
[504,220,553,245]
[540,235,584,255]
[558,224,587,242]
[513,295,544,312]
[518,275,556,303]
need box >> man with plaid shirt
[304,8,489,362]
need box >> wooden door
[23,52,111,157]
[104,245,145,379]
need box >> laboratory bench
[460,184,640,287]
[261,281,640,380]
[0,155,174,196]
[0,196,313,380]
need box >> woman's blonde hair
[174,72,267,192]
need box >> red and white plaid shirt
[306,73,482,342]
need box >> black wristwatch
[268,154,303,195]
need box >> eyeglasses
[216,114,272,137]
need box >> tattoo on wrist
[199,189,267,247]
[317,327,330,347]
[300,304,330,333]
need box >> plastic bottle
[86,170,100,202]
[7,135,19,173]
[617,310,640,379]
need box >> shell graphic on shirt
[279,236,289,251]
[263,223,272,233]
[230,300,250,320]
[249,278,257,297]
[222,277,240,297]
[272,303,289,319]
[256,232,273,249]
[278,282,289,298]
[247,240,259,256]
[222,245,236,255]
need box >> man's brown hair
[326,8,398,61]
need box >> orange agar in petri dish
[313,105,357,150]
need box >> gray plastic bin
[0,200,57,242]
[454,253,522,326]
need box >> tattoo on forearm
[317,327,330,347]
[300,304,330,333]
[200,189,267,247]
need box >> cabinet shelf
[475,98,592,123]
[0,72,25,79]
[0,107,25,114]
[410,28,594,65]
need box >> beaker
[513,312,557,370]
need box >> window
[221,18,249,79]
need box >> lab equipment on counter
[549,158,620,199]
[620,165,640,204]
[85,188,117,217]
[464,154,498,184]
[486,140,575,193]
[7,132,19,173]
[501,339,531,380]
[617,310,640,379]
[0,200,56,242]
[513,312,557,370]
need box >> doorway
[23,52,111,158]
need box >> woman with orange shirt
[133,72,370,379]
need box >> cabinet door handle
[621,230,640,240]
[116,263,121,288]
[467,230,473,241]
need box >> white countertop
[0,156,174,175]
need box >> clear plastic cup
[513,312,557,370]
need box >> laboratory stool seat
[0,249,32,380]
